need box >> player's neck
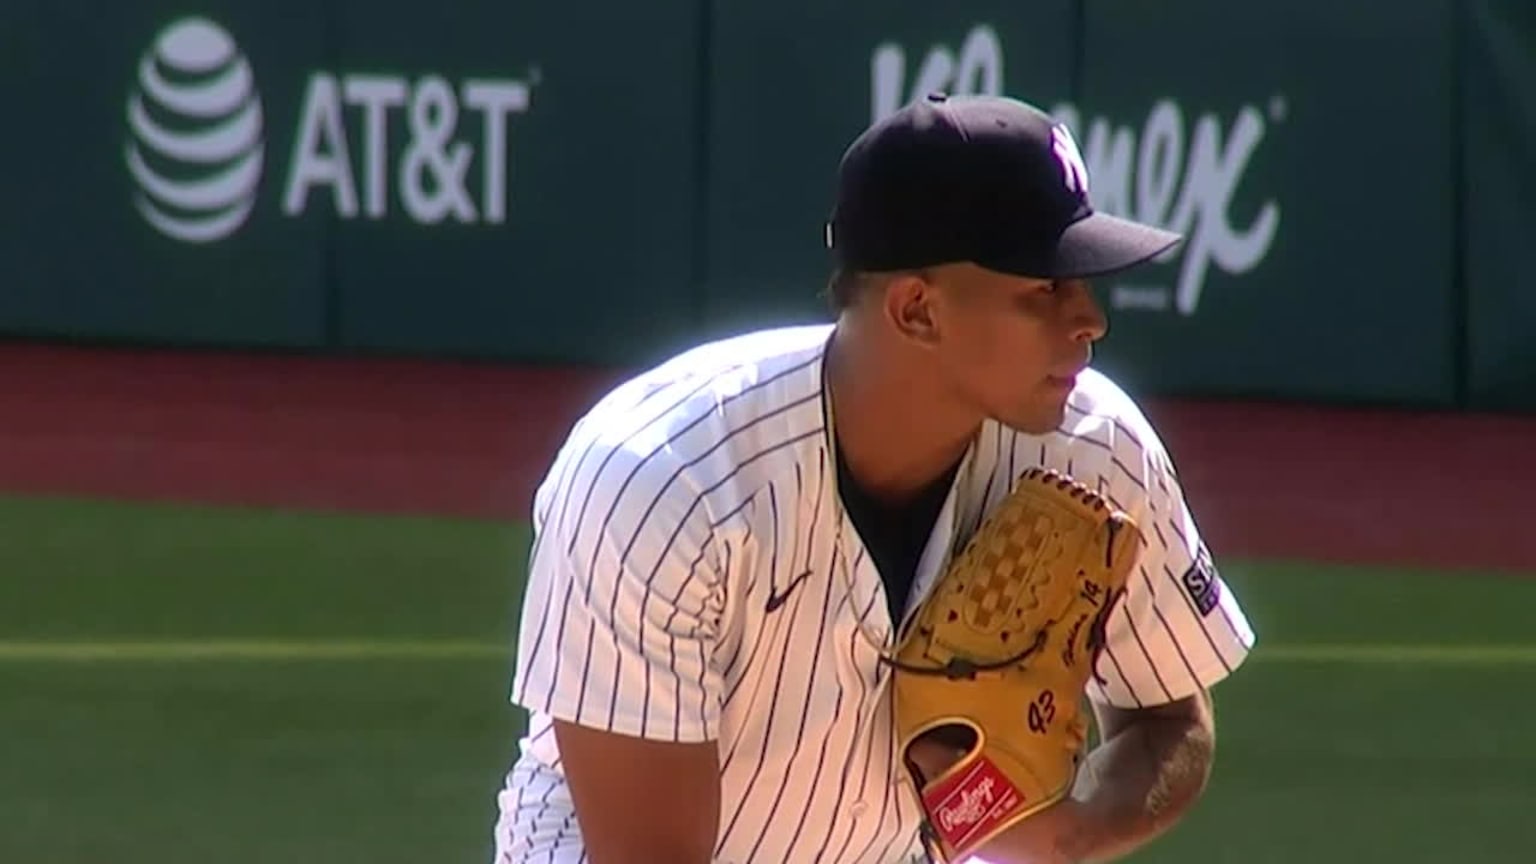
[823,324,980,505]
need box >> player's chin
[997,399,1068,436]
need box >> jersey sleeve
[1087,441,1257,709]
[510,439,727,743]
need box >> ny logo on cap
[1051,124,1090,199]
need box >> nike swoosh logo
[765,570,813,613]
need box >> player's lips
[1045,366,1086,389]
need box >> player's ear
[884,272,941,347]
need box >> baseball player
[491,93,1255,864]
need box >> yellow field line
[0,639,1534,664]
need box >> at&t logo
[125,17,264,244]
[124,15,537,245]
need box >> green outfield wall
[1,1,1531,408]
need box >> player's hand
[969,797,1091,864]
[890,467,1138,863]
[902,728,970,786]
[904,730,1093,864]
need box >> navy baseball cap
[825,93,1182,279]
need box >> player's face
[926,264,1108,434]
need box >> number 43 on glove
[890,467,1143,863]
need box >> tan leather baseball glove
[890,466,1143,863]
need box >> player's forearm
[1059,700,1216,862]
[974,694,1216,864]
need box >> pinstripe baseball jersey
[493,323,1255,864]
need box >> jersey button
[849,801,868,819]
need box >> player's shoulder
[577,323,829,446]
[1024,367,1184,515]
[1059,367,1173,462]
[537,324,831,517]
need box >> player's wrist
[965,796,1097,864]
[1049,795,1113,864]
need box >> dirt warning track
[0,341,1530,573]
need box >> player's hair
[822,268,863,314]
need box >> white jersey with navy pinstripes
[493,323,1255,864]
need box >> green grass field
[2,494,1534,864]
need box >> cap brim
[980,211,1183,280]
[1050,211,1183,279]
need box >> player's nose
[1066,280,1108,343]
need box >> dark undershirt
[834,446,962,628]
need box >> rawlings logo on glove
[890,467,1142,863]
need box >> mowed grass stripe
[1254,643,1536,664]
[0,639,510,661]
[3,639,1536,664]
